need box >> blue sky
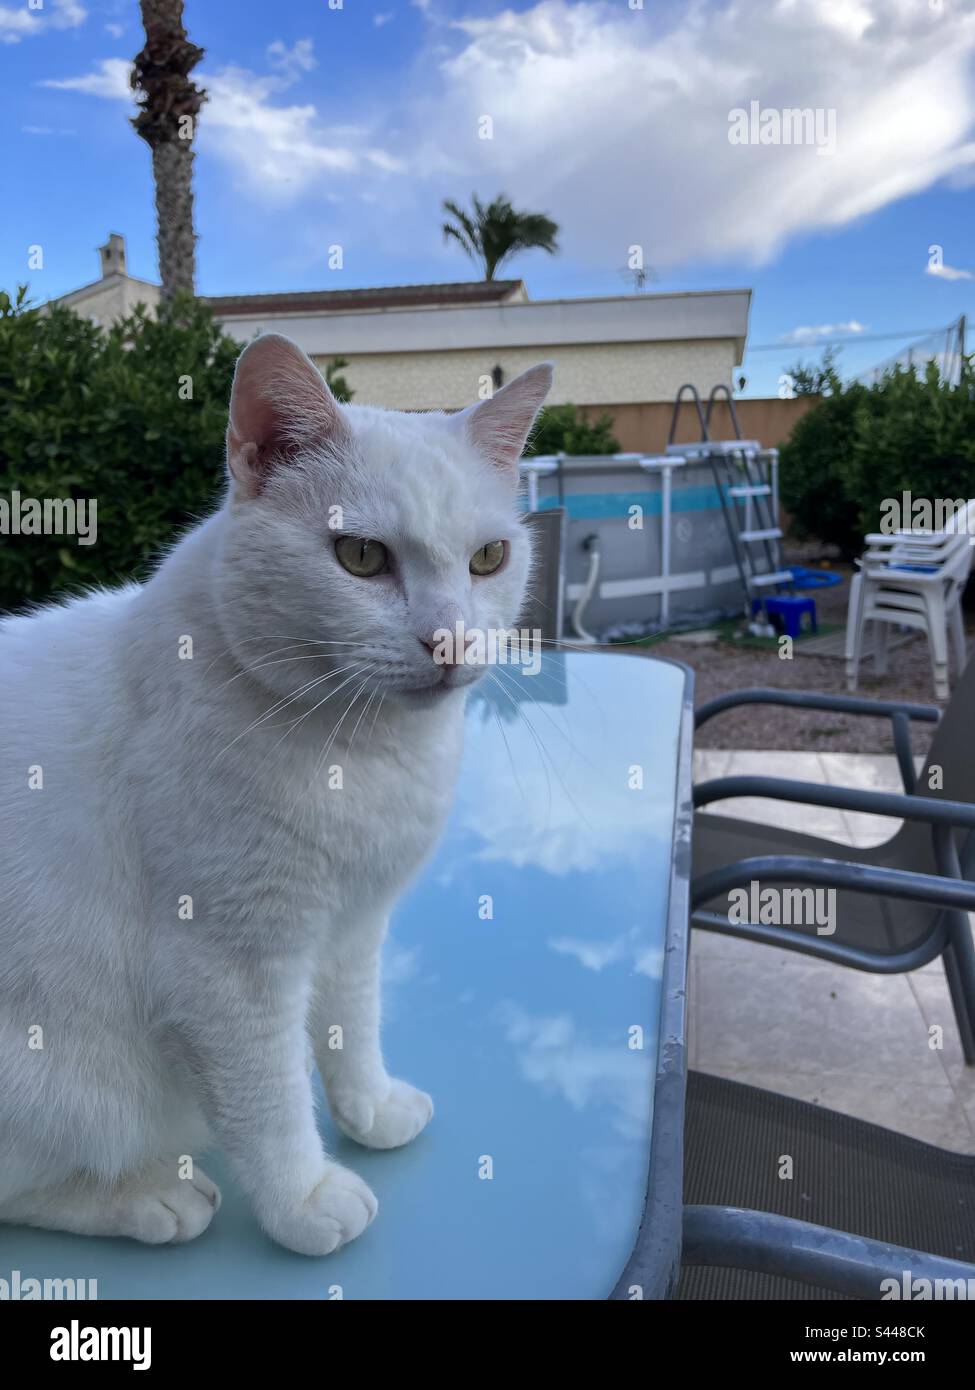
[2,0,974,396]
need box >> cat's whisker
[202,634,375,678]
[485,670,553,824]
[314,672,377,779]
[490,702,526,806]
[365,691,386,751]
[489,661,593,770]
[218,647,359,691]
[213,662,364,760]
[486,669,593,832]
[346,684,380,760]
[270,663,374,754]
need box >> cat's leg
[186,977,377,1257]
[312,916,433,1150]
[0,1159,220,1244]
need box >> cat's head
[215,332,552,711]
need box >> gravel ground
[626,550,969,756]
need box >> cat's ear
[457,363,554,478]
[226,333,349,497]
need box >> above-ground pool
[520,449,780,637]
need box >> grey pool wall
[520,453,773,635]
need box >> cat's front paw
[260,1162,378,1257]
[331,1078,434,1150]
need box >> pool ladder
[666,384,791,611]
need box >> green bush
[527,403,619,457]
[780,355,975,559]
[0,287,240,614]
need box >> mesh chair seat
[678,1071,975,1300]
[693,812,938,956]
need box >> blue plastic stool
[761,594,817,638]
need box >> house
[50,235,760,451]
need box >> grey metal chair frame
[692,686,975,1064]
[683,1206,975,1299]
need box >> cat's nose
[420,631,474,666]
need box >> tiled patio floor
[691,749,975,1154]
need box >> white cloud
[42,57,131,99]
[1,0,85,44]
[203,66,404,194]
[374,11,395,26]
[40,44,404,200]
[266,37,317,85]
[498,1003,652,1139]
[34,1,975,265]
[548,926,662,978]
[105,21,123,39]
[781,320,866,343]
[926,261,973,282]
[407,0,975,269]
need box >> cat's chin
[394,679,473,709]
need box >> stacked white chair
[846,505,975,699]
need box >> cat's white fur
[0,335,551,1255]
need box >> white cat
[0,334,551,1255]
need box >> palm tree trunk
[148,138,198,298]
[131,0,206,301]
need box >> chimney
[98,233,127,279]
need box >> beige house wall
[310,339,737,411]
[53,275,161,329]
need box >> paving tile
[696,952,941,1083]
[712,749,852,842]
[908,969,975,1135]
[819,752,906,847]
[687,949,700,1069]
[693,748,733,782]
[699,1062,973,1153]
[692,927,837,972]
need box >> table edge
[608,652,694,1300]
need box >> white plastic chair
[846,523,974,699]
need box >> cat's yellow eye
[335,536,389,578]
[470,541,506,576]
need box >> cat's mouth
[398,666,479,703]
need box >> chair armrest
[693,775,975,830]
[694,691,938,794]
[691,854,967,972]
[691,853,975,916]
[683,1207,975,1299]
[694,688,939,729]
[863,530,956,547]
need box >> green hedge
[0,288,238,614]
[780,356,975,558]
[527,403,619,457]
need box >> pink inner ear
[227,334,347,492]
[463,363,554,472]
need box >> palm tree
[441,194,559,281]
[131,1,207,300]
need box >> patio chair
[691,652,975,1064]
[846,525,974,700]
[679,1070,975,1298]
[520,506,566,641]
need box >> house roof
[214,288,753,362]
[204,280,528,316]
